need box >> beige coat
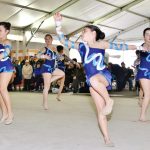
[22,65,33,79]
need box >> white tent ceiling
[0,0,150,45]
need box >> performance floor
[0,91,150,150]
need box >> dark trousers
[35,75,43,90]
[24,79,31,91]
[72,78,79,93]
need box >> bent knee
[144,94,150,101]
[0,86,7,93]
[90,77,98,87]
[61,71,65,77]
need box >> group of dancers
[0,12,149,146]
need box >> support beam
[62,14,91,24]
[94,0,144,24]
[24,0,80,31]
[96,0,120,8]
[96,0,149,19]
[97,24,123,31]
[11,26,23,31]
[67,0,145,38]
[16,40,20,59]
[106,19,150,41]
[22,31,27,56]
[26,20,44,46]
[24,0,79,46]
[116,38,143,42]
[0,1,49,13]
[67,27,83,38]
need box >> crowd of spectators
[8,54,137,93]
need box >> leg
[90,74,114,115]
[139,79,150,121]
[26,79,29,91]
[42,73,52,110]
[28,79,31,91]
[0,72,13,124]
[51,68,65,83]
[23,79,27,91]
[56,76,65,101]
[128,78,133,91]
[72,78,79,93]
[138,86,144,107]
[90,87,113,146]
[35,76,40,91]
[51,69,65,101]
[0,94,8,122]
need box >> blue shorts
[86,69,112,90]
[0,59,14,73]
[41,64,55,74]
[57,66,65,72]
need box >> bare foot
[105,142,115,147]
[56,97,61,101]
[139,118,150,122]
[102,99,114,115]
[5,115,14,125]
[138,115,150,122]
[0,115,8,123]
[104,138,114,147]
[43,104,48,110]
[43,101,48,110]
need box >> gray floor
[0,91,150,150]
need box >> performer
[136,28,150,121]
[37,34,65,109]
[53,13,148,146]
[56,45,66,72]
[50,45,66,101]
[56,45,81,94]
[132,51,143,106]
[0,22,14,125]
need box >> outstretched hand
[54,12,62,22]
[137,46,150,52]
[41,54,51,60]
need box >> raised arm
[103,40,148,51]
[54,13,79,50]
[0,40,12,60]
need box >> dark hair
[45,34,53,39]
[85,25,105,41]
[0,22,11,30]
[57,45,64,52]
[143,28,150,36]
[72,58,77,62]
[121,62,126,66]
[135,50,140,55]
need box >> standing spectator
[126,67,134,91]
[64,63,74,92]
[29,56,36,69]
[108,63,126,91]
[121,62,128,88]
[13,60,22,91]
[33,62,43,91]
[20,56,26,68]
[22,60,33,91]
[70,59,80,93]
